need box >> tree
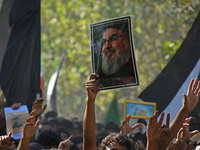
[40,0,200,122]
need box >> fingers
[126,115,131,123]
[192,78,198,91]
[42,104,47,113]
[34,120,41,129]
[195,81,200,96]
[11,103,21,110]
[8,132,12,139]
[67,135,73,140]
[187,142,193,150]
[86,79,99,92]
[26,116,35,124]
[177,128,183,139]
[188,79,194,92]
[0,134,12,146]
[184,117,192,124]
[132,123,141,130]
[167,141,173,149]
[190,130,199,137]
[29,110,37,117]
[158,112,164,125]
[89,73,99,80]
[166,113,170,128]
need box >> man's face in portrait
[101,28,131,75]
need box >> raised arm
[17,110,40,150]
[167,78,200,144]
[120,115,141,135]
[146,111,170,150]
[83,73,99,150]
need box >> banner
[139,11,200,121]
[0,0,41,112]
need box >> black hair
[37,129,62,149]
[137,119,147,126]
[100,133,135,150]
[101,21,129,38]
[104,121,120,133]
[58,117,74,130]
[28,142,44,150]
[44,111,57,120]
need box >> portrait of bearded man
[91,17,139,90]
[101,27,132,76]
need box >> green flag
[104,98,121,126]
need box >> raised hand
[177,117,199,141]
[85,73,100,101]
[146,111,170,150]
[120,115,141,134]
[32,98,47,117]
[167,139,193,150]
[0,132,15,149]
[58,135,73,150]
[135,140,145,150]
[22,110,40,139]
[183,78,200,112]
[147,111,170,142]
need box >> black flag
[139,12,200,119]
[0,0,41,111]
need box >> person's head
[96,131,109,149]
[71,136,83,150]
[58,117,74,130]
[55,127,70,140]
[37,129,62,149]
[47,117,59,128]
[137,119,147,134]
[100,133,135,150]
[40,119,53,131]
[28,142,44,150]
[44,111,57,120]
[104,121,120,134]
[101,22,131,75]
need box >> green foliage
[41,0,200,122]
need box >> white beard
[102,49,131,75]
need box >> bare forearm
[168,107,189,143]
[17,137,30,150]
[83,98,96,150]
[146,140,158,150]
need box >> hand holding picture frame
[90,16,139,90]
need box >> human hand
[135,140,145,150]
[177,117,199,141]
[167,139,193,150]
[86,73,100,101]
[11,103,21,110]
[183,78,200,112]
[120,115,141,134]
[22,110,40,139]
[147,111,170,142]
[58,135,73,150]
[32,98,47,117]
[0,132,15,150]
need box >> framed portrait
[123,100,156,119]
[4,105,29,139]
[90,16,139,90]
[128,118,149,134]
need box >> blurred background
[0,0,199,124]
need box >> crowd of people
[0,74,199,150]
